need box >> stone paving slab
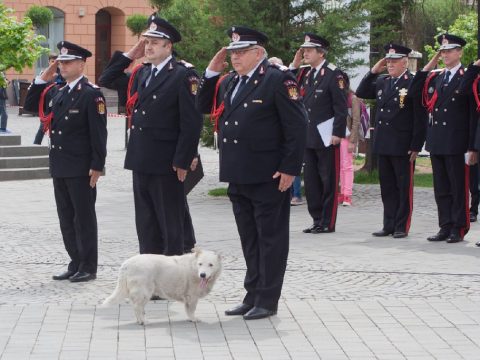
[1,109,480,359]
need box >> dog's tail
[102,267,128,306]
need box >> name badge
[68,109,80,114]
[252,99,263,103]
[315,89,323,93]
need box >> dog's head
[194,248,222,288]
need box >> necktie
[390,77,397,90]
[308,69,316,86]
[443,71,451,86]
[145,67,158,87]
[232,75,249,101]
[58,87,69,106]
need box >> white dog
[102,249,221,324]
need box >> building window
[36,7,65,74]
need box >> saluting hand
[474,59,480,67]
[173,166,187,182]
[422,51,442,72]
[291,48,304,69]
[126,39,146,60]
[40,60,59,82]
[207,47,228,73]
[89,169,101,188]
[273,172,295,192]
[371,58,387,74]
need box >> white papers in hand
[317,117,334,147]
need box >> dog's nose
[200,272,206,278]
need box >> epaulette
[87,81,100,89]
[178,60,195,69]
[327,63,337,71]
[269,63,289,72]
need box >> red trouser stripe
[405,160,414,233]
[461,164,470,238]
[329,146,340,230]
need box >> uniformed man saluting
[290,33,347,234]
[356,43,427,239]
[24,41,107,282]
[196,26,307,320]
[412,34,478,243]
[99,14,202,256]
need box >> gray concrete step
[0,155,49,169]
[0,167,50,181]
[0,134,21,146]
[0,145,49,157]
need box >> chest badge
[399,88,408,109]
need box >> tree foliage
[126,14,149,39]
[24,5,53,28]
[0,5,49,87]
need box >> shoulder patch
[284,80,301,101]
[178,60,195,68]
[270,63,289,72]
[95,97,106,115]
[87,81,100,89]
[327,63,337,71]
[188,76,199,95]
[337,75,346,89]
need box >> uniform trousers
[430,154,470,236]
[378,155,414,233]
[304,146,340,230]
[470,163,479,215]
[132,171,186,255]
[53,176,98,274]
[227,180,290,311]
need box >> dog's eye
[209,263,213,267]
[198,263,202,266]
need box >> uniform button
[51,130,55,134]
[387,110,391,112]
[435,121,438,124]
[58,131,62,135]
[65,116,68,120]
[153,95,157,99]
[386,122,389,125]
[435,108,438,111]
[142,111,146,115]
[244,103,248,108]
[59,146,62,150]
[51,144,55,148]
[394,98,397,101]
[443,122,446,125]
[223,138,227,143]
[380,109,384,112]
[235,121,238,125]
[379,121,382,124]
[225,121,229,125]
[452,98,455,101]
[134,109,138,113]
[234,139,238,144]
[444,109,447,112]
[139,127,143,131]
[308,108,311,112]
[131,125,135,129]
[314,95,317,98]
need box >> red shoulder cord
[38,83,57,133]
[210,73,230,133]
[125,63,145,128]
[422,72,439,113]
[296,67,308,97]
[473,75,480,112]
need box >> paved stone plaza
[1,108,479,359]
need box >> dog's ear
[194,247,202,257]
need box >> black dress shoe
[225,303,253,316]
[243,306,277,320]
[150,295,165,301]
[470,213,477,222]
[52,270,76,280]
[393,231,408,238]
[427,231,449,242]
[476,241,480,247]
[314,226,334,234]
[446,233,463,243]
[372,229,393,237]
[69,271,96,283]
[303,224,321,233]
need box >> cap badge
[305,35,310,43]
[231,32,240,42]
[151,15,155,20]
[442,38,448,45]
[60,47,68,55]
[389,49,396,54]
[150,22,157,31]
